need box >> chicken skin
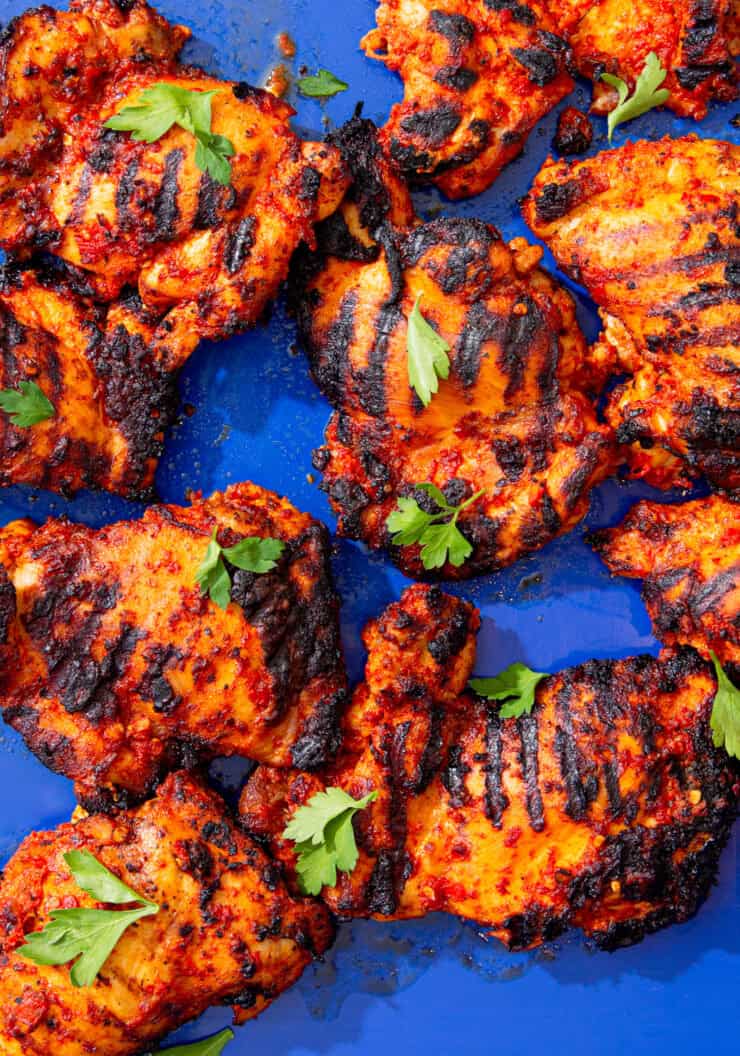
[241,585,738,951]
[0,260,197,499]
[293,119,614,579]
[0,0,347,342]
[591,495,740,673]
[558,0,738,121]
[361,0,574,198]
[0,482,346,810]
[524,136,740,493]
[0,771,334,1056]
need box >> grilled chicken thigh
[591,495,740,672]
[559,0,738,121]
[0,771,334,1055]
[524,136,740,493]
[0,0,347,341]
[361,0,574,198]
[293,119,614,578]
[0,482,346,810]
[241,585,738,950]
[0,260,197,499]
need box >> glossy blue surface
[0,0,737,1051]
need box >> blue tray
[0,1,737,1052]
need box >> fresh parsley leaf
[0,380,55,428]
[195,529,285,610]
[283,787,377,896]
[146,1028,235,1056]
[407,294,451,407]
[17,851,159,987]
[601,51,670,143]
[297,69,349,98]
[469,662,548,719]
[386,484,484,570]
[709,651,740,760]
[104,83,235,186]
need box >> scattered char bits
[553,106,593,155]
[290,118,614,580]
[0,481,346,807]
[240,585,738,952]
[0,772,333,1055]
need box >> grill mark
[309,289,357,408]
[517,712,544,831]
[605,245,739,281]
[115,159,140,231]
[428,10,475,49]
[554,682,590,820]
[434,65,478,92]
[511,46,559,87]
[688,566,738,618]
[499,295,545,400]
[399,106,462,147]
[224,216,257,274]
[484,0,536,25]
[484,708,508,828]
[67,166,92,228]
[365,721,412,915]
[356,302,397,418]
[456,302,503,389]
[603,753,622,815]
[152,148,184,243]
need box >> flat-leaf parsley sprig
[470,662,549,719]
[18,850,159,987]
[709,651,740,761]
[0,379,55,427]
[145,1028,235,1056]
[195,529,285,610]
[297,69,348,98]
[283,787,377,896]
[407,293,451,407]
[386,483,485,570]
[601,51,670,143]
[105,83,236,186]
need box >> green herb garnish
[601,51,670,143]
[386,483,484,570]
[407,293,451,407]
[0,380,55,427]
[710,651,740,760]
[283,787,377,896]
[296,69,349,98]
[195,529,285,610]
[470,662,549,719]
[18,850,159,987]
[146,1028,235,1056]
[104,83,235,186]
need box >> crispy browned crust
[524,136,740,493]
[563,0,738,121]
[0,0,348,341]
[0,771,334,1055]
[291,118,614,579]
[0,482,347,809]
[590,495,740,672]
[0,260,197,499]
[241,585,738,951]
[361,0,574,198]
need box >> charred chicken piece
[591,495,740,672]
[0,261,197,499]
[293,119,614,579]
[361,0,574,198]
[0,0,347,341]
[562,0,737,122]
[524,136,740,493]
[0,482,346,810]
[0,771,334,1055]
[241,585,738,950]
